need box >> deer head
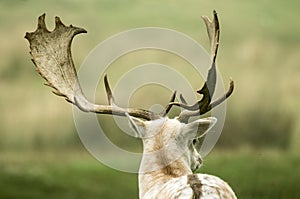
[127,114,217,172]
[25,10,235,198]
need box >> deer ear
[126,113,146,138]
[184,117,217,139]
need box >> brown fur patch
[163,162,186,178]
[187,174,203,199]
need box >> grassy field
[1,150,299,199]
[1,0,300,198]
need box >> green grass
[202,150,300,198]
[0,151,138,199]
[0,150,299,199]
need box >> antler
[25,14,161,120]
[169,11,234,123]
[25,12,233,122]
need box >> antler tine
[202,10,220,63]
[160,90,177,117]
[104,75,115,105]
[177,79,234,122]
[210,79,234,109]
[179,94,188,105]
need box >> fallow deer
[25,10,236,199]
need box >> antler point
[55,16,66,28]
[24,32,31,40]
[37,13,47,30]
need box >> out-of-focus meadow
[0,0,299,198]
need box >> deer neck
[138,140,192,198]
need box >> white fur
[127,116,237,199]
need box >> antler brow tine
[104,75,115,105]
[160,90,177,117]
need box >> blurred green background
[1,0,300,198]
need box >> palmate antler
[25,13,168,120]
[168,11,234,123]
[25,11,233,122]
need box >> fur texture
[128,116,237,199]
